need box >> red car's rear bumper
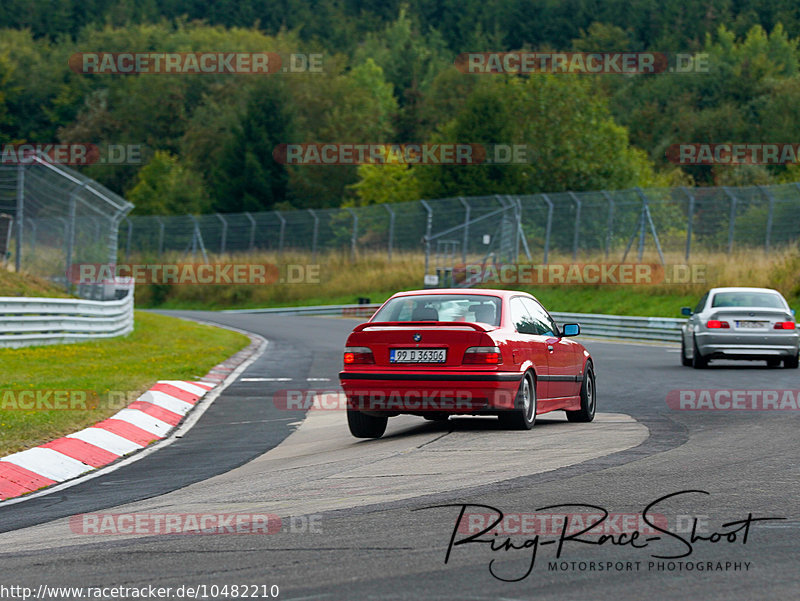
[338,370,524,414]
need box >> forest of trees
[2,1,800,215]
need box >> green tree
[127,150,209,215]
[208,79,294,213]
[415,80,528,197]
[284,55,398,207]
[0,51,14,140]
[353,6,451,140]
[348,162,421,206]
[416,75,659,199]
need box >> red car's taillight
[344,346,374,365]
[463,346,502,364]
[774,321,796,330]
[706,320,730,329]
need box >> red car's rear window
[372,294,502,326]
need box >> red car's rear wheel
[566,361,596,422]
[347,405,388,438]
[498,373,536,430]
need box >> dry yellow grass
[129,245,800,311]
[132,250,426,308]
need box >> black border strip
[339,372,524,382]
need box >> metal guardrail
[224,303,685,342]
[549,311,684,342]
[0,286,134,348]
[223,303,381,317]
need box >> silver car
[680,287,799,369]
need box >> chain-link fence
[120,183,800,267]
[0,156,134,299]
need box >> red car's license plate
[390,348,446,363]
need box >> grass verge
[0,267,72,298]
[0,311,250,456]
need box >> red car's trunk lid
[348,321,494,367]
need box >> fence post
[152,217,163,258]
[633,187,665,265]
[65,199,76,291]
[275,210,286,255]
[28,220,36,257]
[346,207,358,260]
[190,215,209,263]
[384,204,395,262]
[511,195,531,261]
[190,218,197,259]
[635,189,648,261]
[420,199,433,276]
[568,192,581,260]
[601,191,614,259]
[682,186,694,261]
[14,164,23,273]
[124,217,133,261]
[307,209,318,260]
[758,185,775,252]
[722,187,737,254]
[244,211,256,251]
[508,195,520,262]
[108,211,125,283]
[65,182,89,292]
[541,194,553,264]
[215,213,227,254]
[458,196,470,264]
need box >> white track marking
[1,448,93,481]
[67,429,143,456]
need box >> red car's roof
[388,288,519,298]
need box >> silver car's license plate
[736,320,767,328]
[390,348,446,363]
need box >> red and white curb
[0,381,213,500]
[0,330,264,502]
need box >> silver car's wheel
[681,337,692,367]
[692,336,708,369]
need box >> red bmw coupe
[339,289,596,438]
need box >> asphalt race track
[1,311,798,600]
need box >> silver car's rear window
[710,291,785,309]
[373,294,502,326]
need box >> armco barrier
[224,304,685,342]
[549,311,684,342]
[0,289,134,348]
